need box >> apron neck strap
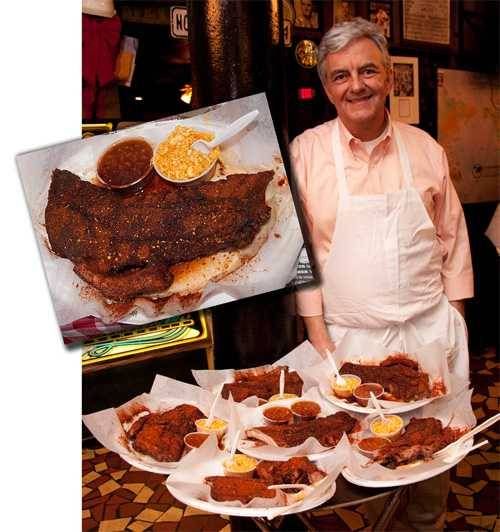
[331,119,415,197]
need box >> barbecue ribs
[45,169,274,300]
[126,404,204,462]
[374,417,465,468]
[340,355,431,401]
[256,457,326,485]
[222,366,303,402]
[246,411,357,447]
[205,476,277,504]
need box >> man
[290,18,473,530]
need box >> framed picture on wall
[333,0,355,24]
[369,1,391,39]
[389,56,420,124]
[294,0,320,29]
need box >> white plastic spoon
[370,391,386,420]
[279,368,285,396]
[325,349,346,386]
[228,428,242,460]
[192,110,259,154]
[207,382,224,425]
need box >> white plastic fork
[433,412,500,459]
[440,439,489,464]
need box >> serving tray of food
[305,334,451,415]
[341,386,492,488]
[166,434,350,518]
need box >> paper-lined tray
[166,434,350,519]
[304,333,451,415]
[233,388,362,461]
[342,385,477,487]
[82,375,236,474]
[17,93,305,327]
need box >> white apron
[323,120,469,381]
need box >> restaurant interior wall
[82,0,498,360]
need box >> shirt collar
[337,111,393,154]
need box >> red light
[298,87,315,100]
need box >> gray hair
[317,17,391,85]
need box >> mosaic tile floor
[82,349,499,531]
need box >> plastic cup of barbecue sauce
[263,406,293,425]
[355,437,391,458]
[290,400,321,421]
[96,137,153,189]
[184,432,209,451]
[353,383,384,407]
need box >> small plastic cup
[370,415,404,440]
[222,454,259,478]
[263,406,293,425]
[331,374,362,399]
[353,383,384,407]
[183,432,209,451]
[195,418,228,439]
[290,400,321,421]
[355,436,391,458]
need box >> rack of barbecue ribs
[205,477,279,504]
[340,354,432,401]
[246,411,358,448]
[205,457,325,504]
[255,456,326,485]
[126,404,204,462]
[44,168,274,301]
[221,366,303,402]
[373,417,465,468]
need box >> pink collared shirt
[290,117,474,317]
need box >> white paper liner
[304,332,451,414]
[82,375,238,473]
[234,387,363,460]
[16,93,305,327]
[192,340,324,403]
[166,433,350,519]
[344,385,476,485]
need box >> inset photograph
[17,93,311,343]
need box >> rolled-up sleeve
[290,136,324,317]
[434,149,474,300]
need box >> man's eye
[332,73,347,83]
[362,68,377,76]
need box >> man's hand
[449,300,465,319]
[302,315,335,356]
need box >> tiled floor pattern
[83,350,499,531]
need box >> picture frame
[402,0,452,48]
[369,1,392,40]
[294,0,320,29]
[389,56,420,124]
[333,0,355,25]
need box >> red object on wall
[298,87,316,101]
[82,14,122,119]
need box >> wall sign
[389,56,420,124]
[403,0,450,45]
[170,6,188,39]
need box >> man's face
[301,0,313,18]
[323,38,392,139]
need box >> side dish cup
[97,136,153,189]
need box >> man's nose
[350,73,365,92]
